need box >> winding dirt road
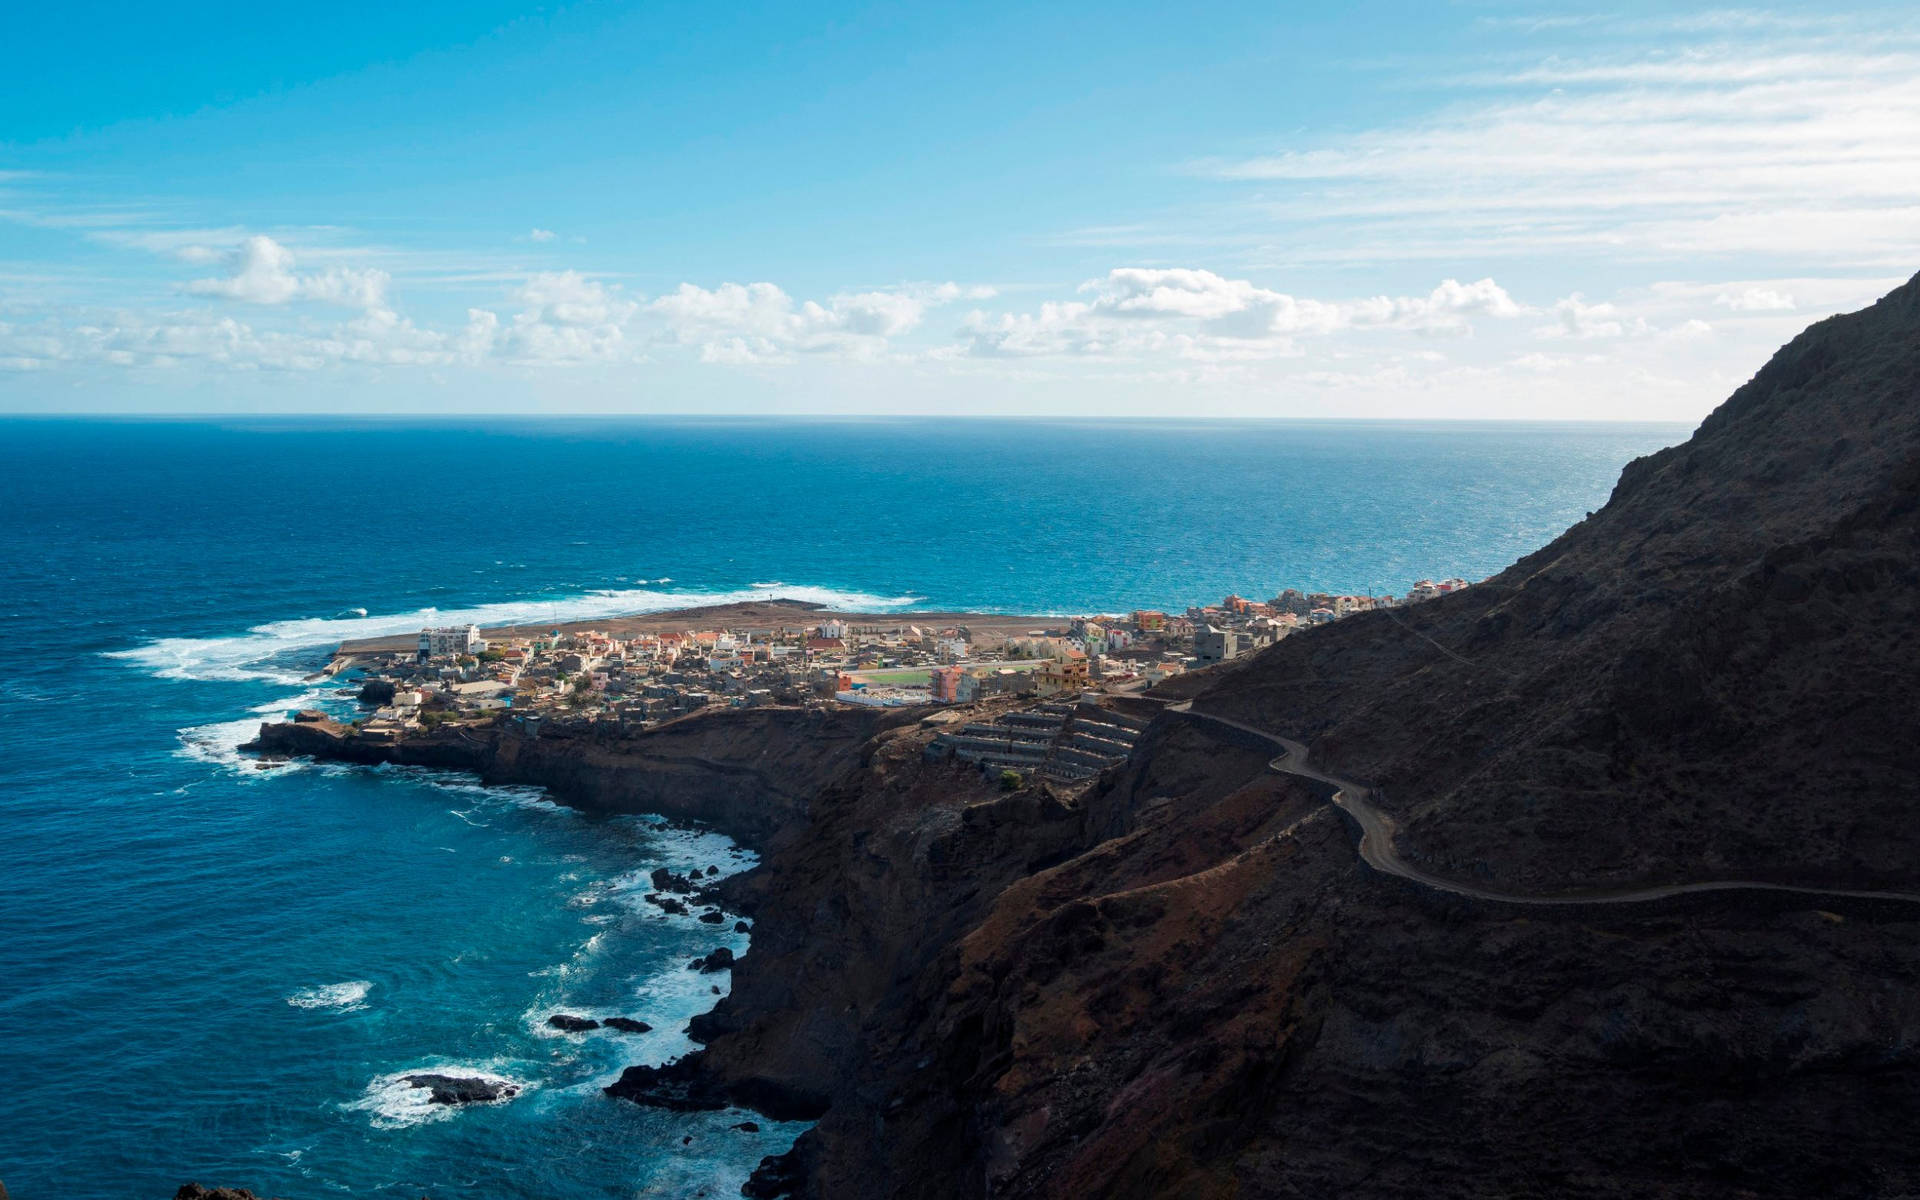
[1166,700,1920,908]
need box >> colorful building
[1131,610,1167,632]
[930,665,980,704]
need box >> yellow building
[1033,657,1091,695]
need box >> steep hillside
[1184,273,1920,890]
[586,276,1920,1198]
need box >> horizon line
[0,411,1697,427]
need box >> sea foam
[287,981,373,1012]
[176,688,335,773]
[106,582,918,684]
[346,1064,529,1128]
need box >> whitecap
[106,582,920,684]
[175,687,338,773]
[287,981,373,1012]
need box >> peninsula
[250,274,1920,1199]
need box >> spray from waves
[177,687,339,772]
[288,981,373,1012]
[106,582,921,684]
[346,1064,530,1128]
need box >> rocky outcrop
[248,704,916,844]
[546,1014,599,1032]
[174,1188,282,1200]
[604,1016,653,1033]
[401,1073,518,1105]
[689,946,735,973]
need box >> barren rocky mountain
[253,276,1920,1198]
[1178,268,1920,891]
[634,274,1920,1198]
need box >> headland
[243,273,1920,1199]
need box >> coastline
[246,700,919,1193]
[329,600,1061,660]
[247,685,1162,1194]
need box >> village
[335,578,1474,747]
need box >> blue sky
[3,1,1917,417]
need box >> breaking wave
[106,583,920,684]
[176,688,335,773]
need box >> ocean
[0,416,1686,1198]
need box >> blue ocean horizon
[0,416,1688,1198]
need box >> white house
[419,624,484,661]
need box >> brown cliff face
[251,705,912,843]
[677,275,1920,1199]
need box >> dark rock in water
[604,1056,728,1111]
[546,1013,599,1032]
[698,909,726,924]
[682,1136,693,1145]
[175,1188,284,1200]
[706,865,721,876]
[603,1016,652,1033]
[607,1053,830,1122]
[743,1143,812,1199]
[733,1120,761,1133]
[645,893,688,915]
[735,920,752,933]
[710,984,721,994]
[687,946,735,973]
[649,867,695,894]
[401,1073,518,1105]
[356,678,396,706]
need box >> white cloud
[472,271,644,364]
[528,228,557,242]
[1715,286,1796,311]
[185,235,390,311]
[648,279,983,362]
[1540,294,1628,339]
[0,303,475,373]
[1191,31,1920,269]
[966,269,1524,358]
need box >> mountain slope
[656,274,1920,1199]
[1185,273,1920,889]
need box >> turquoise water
[0,417,1686,1198]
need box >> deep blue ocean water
[0,417,1687,1199]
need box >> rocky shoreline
[246,702,918,846]
[240,274,1920,1200]
[249,694,1279,1196]
[247,698,1024,1193]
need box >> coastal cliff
[653,275,1920,1198]
[254,275,1920,1197]
[250,705,915,844]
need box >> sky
[2,1,1917,419]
